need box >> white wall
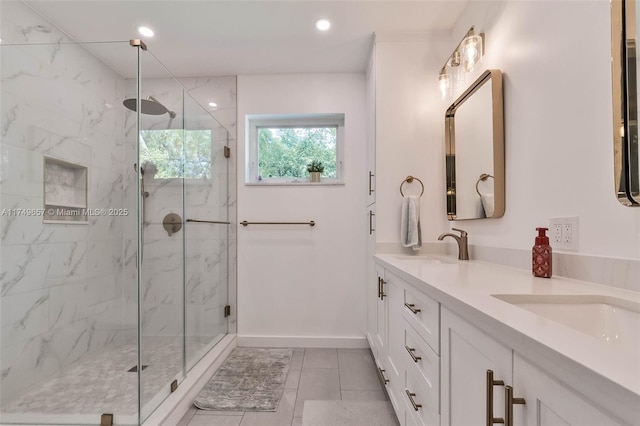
[443,0,640,259]
[374,35,451,245]
[236,74,368,346]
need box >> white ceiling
[25,1,469,78]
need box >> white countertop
[375,253,640,402]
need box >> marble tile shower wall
[121,77,237,342]
[0,2,128,405]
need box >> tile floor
[177,348,399,426]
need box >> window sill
[245,180,345,187]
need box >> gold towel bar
[240,221,315,227]
[186,219,231,225]
[400,175,424,197]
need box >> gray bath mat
[194,347,293,411]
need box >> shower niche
[43,156,88,223]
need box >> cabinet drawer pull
[505,385,525,426]
[379,278,386,300]
[405,346,422,362]
[369,210,375,235]
[369,171,375,195]
[405,389,422,411]
[486,370,506,426]
[404,303,421,314]
[377,367,389,385]
[377,277,382,299]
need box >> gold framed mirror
[445,69,504,220]
[612,0,640,206]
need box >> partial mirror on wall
[612,0,640,206]
[445,69,504,220]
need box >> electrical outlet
[562,223,572,243]
[549,217,579,251]
[552,224,562,243]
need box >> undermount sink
[492,294,640,347]
[392,255,456,264]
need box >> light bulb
[439,71,450,99]
[462,34,482,72]
[466,41,477,61]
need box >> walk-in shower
[0,3,235,425]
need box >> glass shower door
[136,49,186,423]
[183,94,230,371]
[134,47,231,423]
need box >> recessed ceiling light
[208,102,218,108]
[138,26,154,37]
[315,19,331,31]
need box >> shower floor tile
[1,336,215,418]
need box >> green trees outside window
[257,127,337,179]
[140,130,212,179]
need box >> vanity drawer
[403,321,439,399]
[403,360,440,426]
[401,285,440,354]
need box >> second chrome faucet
[438,228,469,260]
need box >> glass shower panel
[0,40,138,425]
[135,49,186,423]
[1,7,234,424]
[183,95,230,372]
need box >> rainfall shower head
[123,96,176,118]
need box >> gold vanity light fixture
[438,26,485,98]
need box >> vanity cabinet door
[382,275,405,425]
[365,43,376,206]
[512,354,625,426]
[367,264,387,359]
[441,307,512,426]
[385,272,404,405]
[375,265,388,357]
[366,215,378,353]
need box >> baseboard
[144,334,237,426]
[237,335,369,348]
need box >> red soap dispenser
[532,227,552,278]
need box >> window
[140,129,212,179]
[246,114,345,184]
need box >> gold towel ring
[400,176,424,197]
[475,173,494,196]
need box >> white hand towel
[401,195,422,250]
[481,193,495,217]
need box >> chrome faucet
[438,228,469,260]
